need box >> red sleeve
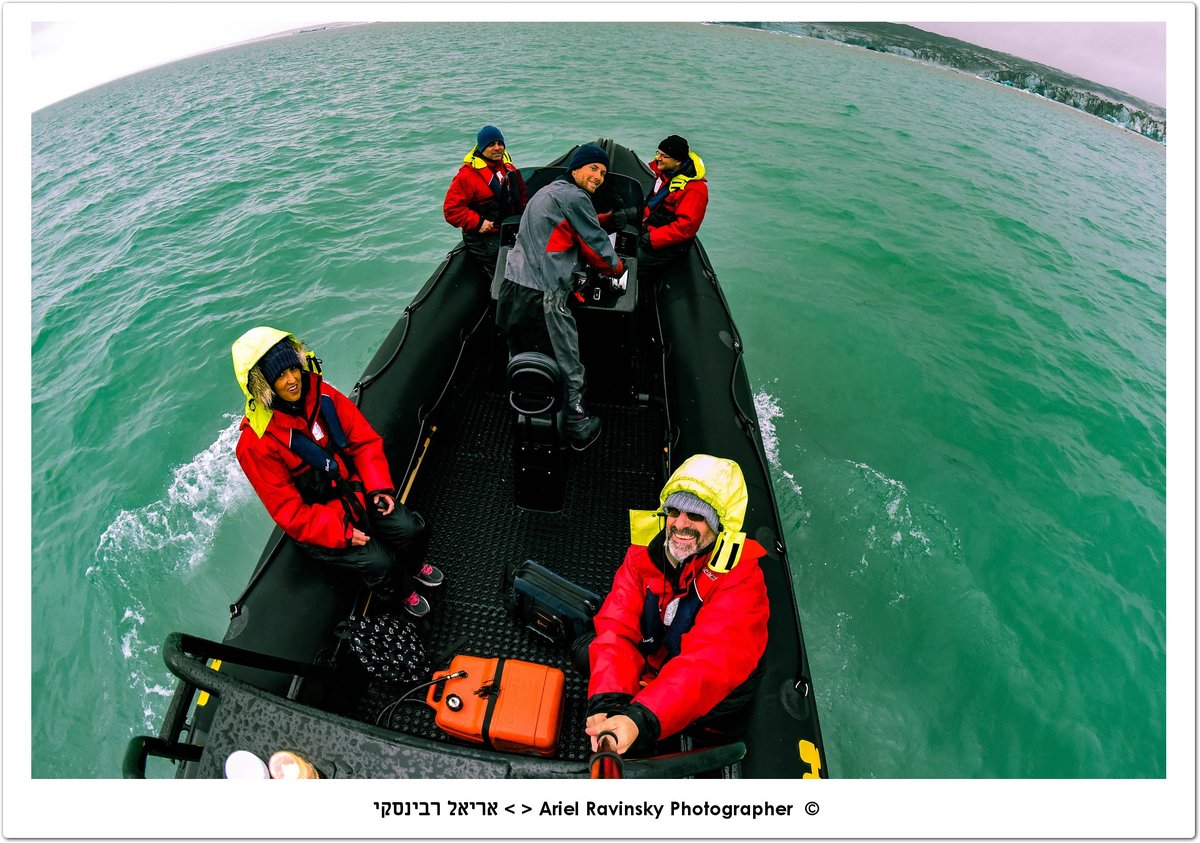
[572,227,623,276]
[648,180,708,249]
[324,385,393,494]
[443,167,483,231]
[588,546,650,698]
[633,557,769,739]
[236,429,353,548]
[558,191,621,275]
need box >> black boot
[566,406,601,451]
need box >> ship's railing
[125,633,746,779]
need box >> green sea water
[29,22,1166,778]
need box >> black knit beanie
[657,135,689,161]
[568,143,610,171]
[258,339,302,383]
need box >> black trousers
[462,230,501,279]
[300,503,429,598]
[636,238,692,274]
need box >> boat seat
[488,216,523,300]
[506,351,566,512]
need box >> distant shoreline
[727,22,1166,145]
[218,21,370,53]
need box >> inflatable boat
[125,139,827,779]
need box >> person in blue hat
[232,327,445,618]
[494,143,625,452]
[443,125,528,277]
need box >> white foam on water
[754,388,803,495]
[754,389,784,464]
[92,414,251,578]
[90,415,252,727]
[847,460,937,560]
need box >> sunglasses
[663,506,708,523]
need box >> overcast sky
[27,20,332,112]
[15,10,1174,112]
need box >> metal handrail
[128,633,746,779]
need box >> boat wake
[90,415,251,578]
[848,462,929,559]
[840,460,963,591]
[89,415,252,728]
[754,388,803,495]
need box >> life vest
[287,393,348,477]
[286,392,366,522]
[464,149,524,224]
[645,152,706,228]
[637,531,747,660]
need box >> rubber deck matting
[347,329,666,762]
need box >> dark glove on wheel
[611,206,636,229]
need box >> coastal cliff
[727,22,1167,143]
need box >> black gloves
[611,206,635,229]
[585,694,662,756]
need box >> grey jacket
[504,176,621,293]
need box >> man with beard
[581,454,769,756]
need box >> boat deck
[128,140,826,781]
[347,326,666,762]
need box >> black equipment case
[502,560,602,645]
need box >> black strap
[318,393,349,450]
[480,657,506,749]
[288,430,340,478]
[288,391,349,481]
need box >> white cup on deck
[224,750,269,779]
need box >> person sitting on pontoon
[231,326,444,618]
[637,134,709,274]
[581,453,768,755]
[443,124,528,278]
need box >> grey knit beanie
[663,490,720,534]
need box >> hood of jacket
[659,453,747,533]
[628,453,749,547]
[462,147,515,168]
[231,326,315,438]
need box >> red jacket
[588,536,769,740]
[236,374,393,549]
[443,159,527,232]
[643,159,709,249]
